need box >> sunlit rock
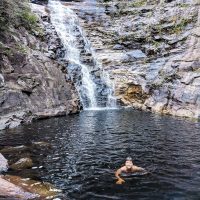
[0,145,28,153]
[10,158,33,170]
[32,141,51,148]
[3,175,61,199]
[0,176,38,200]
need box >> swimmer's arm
[115,168,125,184]
[133,166,146,172]
[115,168,122,179]
[133,166,151,174]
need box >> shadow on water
[0,109,200,199]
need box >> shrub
[20,10,38,30]
[0,0,38,32]
[131,0,147,7]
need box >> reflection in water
[0,109,200,199]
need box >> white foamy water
[0,74,4,83]
[96,60,117,108]
[79,20,117,108]
[48,0,97,108]
[48,0,117,109]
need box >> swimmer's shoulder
[120,166,127,172]
[132,165,141,171]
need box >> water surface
[0,109,200,200]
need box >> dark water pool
[1,109,200,200]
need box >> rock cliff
[1,0,200,126]
[0,1,80,130]
[66,0,200,119]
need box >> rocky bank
[1,0,200,131]
[65,0,200,119]
[0,147,62,199]
[0,0,80,130]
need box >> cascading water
[91,50,117,108]
[48,0,97,108]
[78,18,117,108]
[48,0,117,109]
[103,72,117,108]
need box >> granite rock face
[0,3,80,130]
[65,0,200,119]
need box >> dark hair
[126,157,132,161]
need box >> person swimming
[115,157,147,184]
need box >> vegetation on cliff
[0,0,38,32]
[0,2,79,130]
[0,0,43,57]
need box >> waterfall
[91,51,117,108]
[77,17,117,108]
[48,0,97,108]
[103,72,117,108]
[0,73,4,87]
[48,0,117,109]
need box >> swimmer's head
[126,157,132,161]
[125,157,133,169]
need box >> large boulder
[3,175,61,199]
[10,158,33,170]
[0,175,61,199]
[0,176,38,199]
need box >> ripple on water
[0,109,200,200]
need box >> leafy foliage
[131,0,147,7]
[0,0,38,32]
[20,10,38,30]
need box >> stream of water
[48,0,117,109]
[1,109,200,200]
[49,0,97,108]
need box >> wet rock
[0,74,4,88]
[32,141,51,148]
[4,175,61,199]
[0,176,38,200]
[35,107,67,119]
[10,158,33,170]
[0,153,8,173]
[0,145,28,154]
